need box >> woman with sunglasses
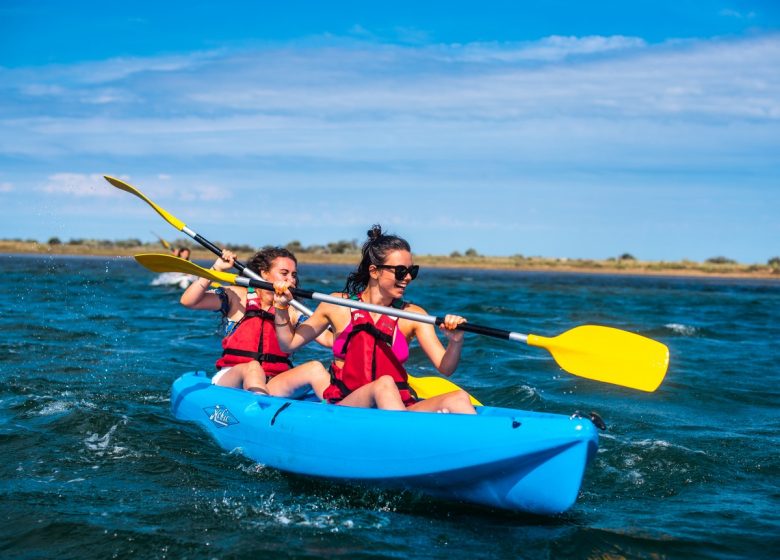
[272,225,476,414]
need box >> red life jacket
[215,289,292,377]
[322,304,415,406]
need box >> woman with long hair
[272,225,475,413]
[181,247,330,399]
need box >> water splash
[664,323,698,336]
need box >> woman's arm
[313,326,335,349]
[406,306,466,376]
[287,306,334,349]
[273,280,336,352]
[180,250,238,310]
[180,277,224,309]
[274,302,332,353]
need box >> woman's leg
[407,390,476,414]
[337,375,406,410]
[213,361,268,394]
[267,361,331,399]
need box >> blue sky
[1,1,778,262]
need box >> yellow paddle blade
[527,325,669,392]
[151,231,172,250]
[135,253,238,285]
[104,176,186,231]
[408,375,483,406]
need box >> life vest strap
[344,322,393,347]
[221,348,293,367]
[328,363,411,395]
[243,308,275,321]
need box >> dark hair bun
[367,224,383,241]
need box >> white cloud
[1,33,779,214]
[348,24,373,38]
[21,84,66,96]
[178,185,232,202]
[38,173,119,197]
[0,182,14,193]
[19,35,777,128]
[455,35,647,62]
[719,9,755,20]
[60,51,221,85]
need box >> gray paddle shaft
[180,224,316,318]
[231,276,529,343]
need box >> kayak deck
[171,371,598,514]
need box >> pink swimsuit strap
[332,312,410,363]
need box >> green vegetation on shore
[2,237,778,279]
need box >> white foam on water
[83,419,138,459]
[237,462,267,475]
[665,323,698,336]
[38,401,71,416]
[511,384,543,400]
[626,469,645,486]
[84,424,120,452]
[207,492,391,531]
[34,396,97,417]
[138,394,168,403]
[632,438,707,455]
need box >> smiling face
[370,249,415,298]
[262,257,298,286]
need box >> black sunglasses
[375,264,420,281]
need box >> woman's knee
[240,361,267,385]
[374,375,398,392]
[449,390,470,404]
[304,360,328,375]
[445,390,475,413]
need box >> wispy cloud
[454,35,647,62]
[178,184,232,202]
[720,9,756,20]
[1,33,778,259]
[38,173,120,197]
[1,34,777,163]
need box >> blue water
[1,255,778,559]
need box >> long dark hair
[247,246,298,282]
[343,224,411,295]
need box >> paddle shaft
[101,177,311,316]
[181,227,315,317]
[152,231,172,250]
[231,275,529,343]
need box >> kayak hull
[171,372,598,514]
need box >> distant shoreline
[3,240,778,280]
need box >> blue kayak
[171,372,599,515]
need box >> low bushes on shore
[2,238,777,278]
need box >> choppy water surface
[1,255,778,559]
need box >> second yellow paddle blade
[527,325,669,392]
[134,253,238,285]
[408,375,482,406]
